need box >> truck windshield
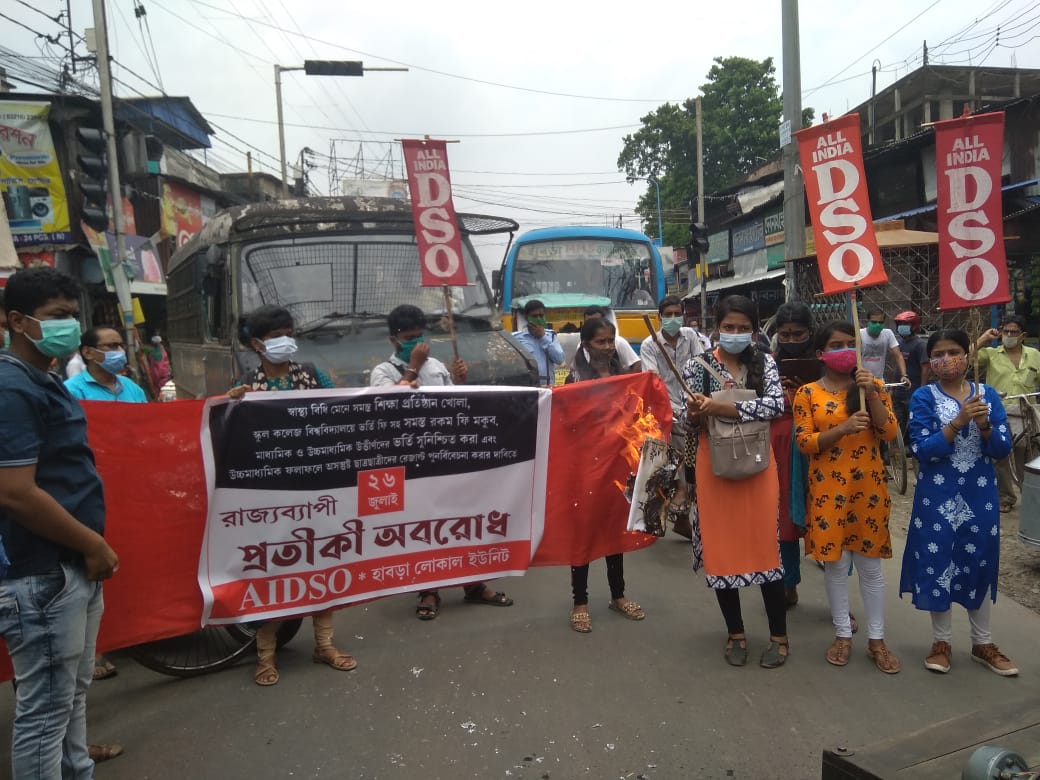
[240,235,493,327]
[513,238,656,309]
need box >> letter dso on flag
[401,139,469,287]
[796,113,888,295]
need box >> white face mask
[261,335,298,364]
[1002,335,1020,349]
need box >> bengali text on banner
[796,113,888,295]
[934,111,1010,310]
[198,385,551,624]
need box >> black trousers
[571,554,625,606]
[715,580,787,637]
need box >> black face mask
[778,339,811,359]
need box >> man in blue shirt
[0,267,119,779]
[65,327,148,404]
[512,299,565,387]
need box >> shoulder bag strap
[692,355,736,389]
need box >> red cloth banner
[0,373,669,680]
[401,138,469,287]
[934,111,1010,310]
[796,113,888,295]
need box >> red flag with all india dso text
[796,113,888,295]
[401,138,469,287]
[934,111,1010,311]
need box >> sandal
[760,637,790,669]
[826,636,852,667]
[88,743,124,763]
[570,609,592,633]
[462,586,514,606]
[313,645,358,672]
[724,635,748,666]
[866,641,901,674]
[850,612,859,635]
[254,658,279,686]
[608,599,645,620]
[92,657,117,681]
[416,591,440,620]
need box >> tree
[618,56,812,248]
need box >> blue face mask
[27,316,82,359]
[897,324,912,337]
[718,332,753,354]
[2,330,9,350]
[98,349,128,375]
[660,317,683,337]
[396,335,424,363]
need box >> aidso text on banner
[796,113,888,295]
[934,111,1010,310]
[199,385,551,624]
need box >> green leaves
[618,56,795,245]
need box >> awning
[684,268,786,298]
[877,178,1040,223]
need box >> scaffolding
[793,243,981,332]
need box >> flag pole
[443,285,460,361]
[849,286,866,409]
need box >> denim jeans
[0,561,103,779]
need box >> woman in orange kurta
[682,295,788,669]
[793,320,901,674]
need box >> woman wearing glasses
[682,295,788,669]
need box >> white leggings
[824,551,886,640]
[930,599,992,646]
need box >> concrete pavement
[2,529,1038,779]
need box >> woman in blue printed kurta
[899,329,1018,677]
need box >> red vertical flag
[401,138,469,287]
[934,111,1010,310]
[796,113,888,295]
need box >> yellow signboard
[0,102,72,246]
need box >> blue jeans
[0,562,103,779]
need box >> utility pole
[90,0,136,366]
[696,96,708,326]
[781,0,806,302]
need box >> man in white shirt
[640,296,703,538]
[580,305,640,372]
[860,309,908,382]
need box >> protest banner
[401,138,468,287]
[934,111,1010,311]
[796,113,888,296]
[0,373,669,680]
[199,385,551,624]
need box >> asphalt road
[2,528,1038,780]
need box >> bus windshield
[512,238,657,309]
[240,234,493,328]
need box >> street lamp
[627,175,663,246]
[274,60,407,197]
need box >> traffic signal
[687,201,710,258]
[303,60,363,76]
[76,122,109,232]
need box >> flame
[611,389,665,494]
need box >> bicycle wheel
[1020,401,1040,464]
[887,427,908,495]
[130,626,257,678]
[226,617,303,649]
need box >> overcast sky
[5,0,1039,272]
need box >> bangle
[948,421,962,432]
[403,368,418,377]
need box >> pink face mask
[819,347,858,374]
